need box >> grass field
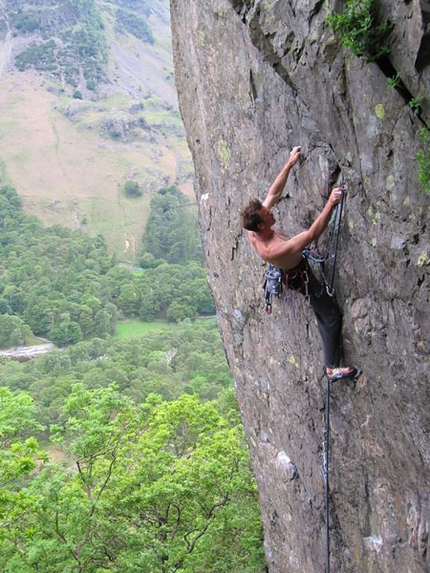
[0,72,191,261]
[114,320,177,339]
[24,334,51,346]
[17,319,215,347]
[114,317,218,339]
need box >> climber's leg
[286,261,357,380]
[305,268,342,368]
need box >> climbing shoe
[326,366,357,382]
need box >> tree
[143,185,203,265]
[136,263,215,321]
[0,314,31,348]
[117,282,141,316]
[0,387,46,555]
[166,300,196,322]
[0,298,13,315]
[93,309,113,337]
[22,293,52,334]
[0,186,123,339]
[123,180,142,198]
[49,314,83,346]
[0,388,266,572]
[110,394,265,572]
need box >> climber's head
[241,199,275,232]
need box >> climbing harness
[263,264,285,314]
[263,259,310,314]
[285,259,310,304]
[303,177,346,297]
[323,374,331,573]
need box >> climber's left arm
[263,146,301,210]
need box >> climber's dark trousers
[287,260,342,368]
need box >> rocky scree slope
[170,0,430,572]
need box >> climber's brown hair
[241,199,264,231]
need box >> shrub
[326,0,393,62]
[115,8,154,44]
[409,97,423,116]
[15,40,57,72]
[11,12,40,34]
[124,180,142,198]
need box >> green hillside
[0,0,193,261]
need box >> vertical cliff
[170,1,430,571]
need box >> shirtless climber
[240,146,357,382]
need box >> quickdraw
[263,264,285,314]
[263,259,310,315]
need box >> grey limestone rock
[171,0,430,571]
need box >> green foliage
[409,96,424,116]
[123,179,142,198]
[49,316,83,346]
[326,0,393,62]
[0,385,266,572]
[0,184,200,342]
[0,185,118,345]
[11,12,40,34]
[0,387,46,540]
[417,127,430,195]
[0,314,30,348]
[10,0,108,90]
[0,320,232,423]
[116,7,154,44]
[0,179,262,569]
[135,263,215,321]
[143,185,204,265]
[387,72,401,88]
[0,387,44,444]
[139,251,162,268]
[0,184,214,337]
[166,300,196,322]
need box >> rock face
[170,1,430,571]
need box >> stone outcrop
[170,0,430,571]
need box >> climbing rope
[303,176,346,297]
[326,179,345,297]
[319,176,346,571]
[323,375,331,573]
